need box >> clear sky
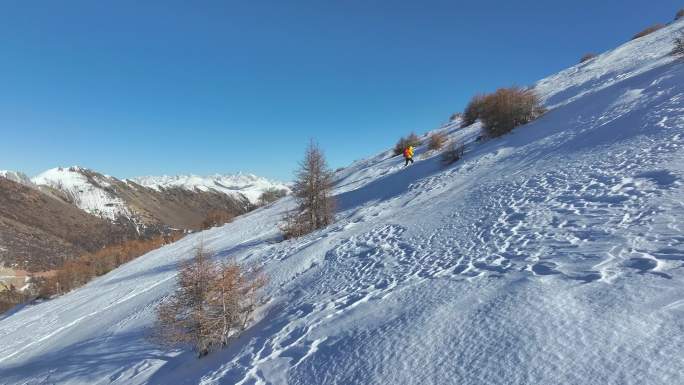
[1,0,682,181]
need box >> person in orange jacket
[403,145,414,166]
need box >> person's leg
[404,158,409,166]
[410,157,414,164]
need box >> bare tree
[672,31,684,57]
[441,140,465,166]
[428,131,447,151]
[258,187,288,206]
[201,210,235,229]
[579,53,597,63]
[209,261,267,347]
[632,24,665,40]
[393,133,421,156]
[282,141,335,239]
[155,244,215,356]
[479,87,546,137]
[462,93,486,128]
[154,243,266,357]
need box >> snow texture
[1,20,684,385]
[132,174,290,205]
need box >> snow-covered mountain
[27,167,270,232]
[0,167,282,273]
[1,20,684,385]
[0,175,130,272]
[0,170,33,186]
[133,173,290,205]
[29,168,287,224]
[33,166,133,221]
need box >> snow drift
[1,20,684,385]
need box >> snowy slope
[32,166,133,221]
[133,173,290,205]
[1,21,684,385]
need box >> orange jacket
[403,146,414,158]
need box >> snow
[27,168,286,223]
[1,20,684,385]
[132,173,290,205]
[31,166,132,221]
[0,170,33,186]
[536,21,682,108]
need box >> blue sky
[1,0,681,181]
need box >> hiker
[403,145,414,166]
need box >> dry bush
[676,9,684,20]
[427,132,447,151]
[0,283,26,313]
[449,112,463,122]
[280,210,308,240]
[579,53,597,63]
[672,31,684,56]
[393,133,421,156]
[632,24,665,40]
[202,210,235,229]
[281,141,335,239]
[258,188,288,206]
[461,94,486,128]
[35,232,184,298]
[479,87,546,137]
[154,244,266,357]
[441,141,465,165]
[1,232,185,314]
[0,300,15,314]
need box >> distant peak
[0,170,33,185]
[133,173,290,204]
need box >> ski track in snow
[2,19,684,385]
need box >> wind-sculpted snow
[535,20,683,108]
[2,21,684,385]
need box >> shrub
[441,141,465,165]
[579,53,597,63]
[479,87,546,137]
[672,31,684,56]
[281,141,335,239]
[0,283,26,314]
[201,210,235,229]
[632,24,665,40]
[33,232,184,298]
[427,132,447,151]
[676,9,684,20]
[154,244,266,357]
[393,133,421,156]
[461,94,486,128]
[0,232,185,314]
[258,188,288,206]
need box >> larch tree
[282,140,335,239]
[154,243,266,357]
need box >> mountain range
[0,167,288,272]
[2,15,684,385]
